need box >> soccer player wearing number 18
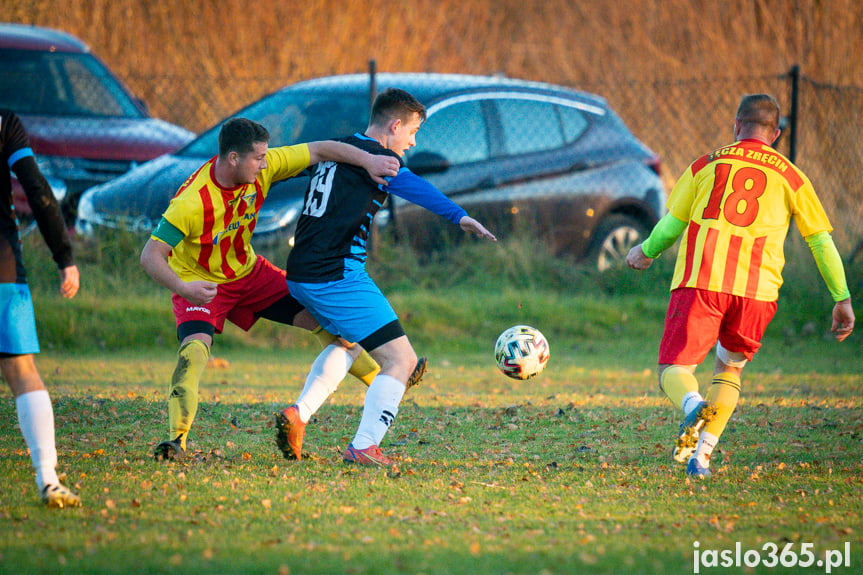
[626,94,855,479]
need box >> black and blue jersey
[285,133,466,283]
[1,109,72,283]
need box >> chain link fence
[792,76,863,255]
[133,68,863,260]
[581,70,863,255]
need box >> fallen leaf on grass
[208,357,230,369]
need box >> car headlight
[35,155,89,202]
[73,189,102,235]
[44,175,66,202]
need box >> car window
[410,100,489,165]
[559,105,590,143]
[180,90,369,158]
[0,49,143,118]
[496,98,565,156]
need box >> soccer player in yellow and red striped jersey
[627,94,855,479]
[140,118,402,461]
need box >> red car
[0,23,194,226]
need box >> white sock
[681,392,704,417]
[296,344,353,423]
[16,390,59,490]
[351,374,406,450]
[693,431,718,467]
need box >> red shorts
[172,256,295,334]
[658,287,777,365]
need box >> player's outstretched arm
[307,141,399,185]
[831,298,855,342]
[458,216,496,241]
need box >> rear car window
[412,100,489,165]
[559,105,590,143]
[496,98,565,155]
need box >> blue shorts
[287,270,403,350]
[0,283,40,355]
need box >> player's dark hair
[218,117,269,158]
[369,88,426,127]
[736,94,780,133]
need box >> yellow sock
[310,326,380,386]
[168,339,210,450]
[703,372,741,440]
[660,366,700,410]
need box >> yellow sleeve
[260,144,311,188]
[666,166,697,222]
[161,192,199,239]
[792,173,833,237]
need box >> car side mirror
[408,151,450,175]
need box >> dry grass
[6,0,862,128]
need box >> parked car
[76,73,665,270]
[0,23,195,225]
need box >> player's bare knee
[0,355,46,396]
[392,352,419,383]
[715,341,748,370]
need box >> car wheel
[588,214,648,272]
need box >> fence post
[368,60,400,245]
[368,59,377,112]
[788,64,800,163]
[366,60,399,252]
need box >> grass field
[2,233,861,574]
[1,312,861,574]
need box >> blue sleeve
[385,167,467,225]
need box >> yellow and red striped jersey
[162,144,310,283]
[668,139,831,301]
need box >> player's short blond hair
[736,94,780,132]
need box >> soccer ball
[494,325,550,380]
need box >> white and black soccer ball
[494,325,550,380]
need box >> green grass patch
[4,229,860,573]
[0,351,861,575]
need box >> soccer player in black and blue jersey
[275,88,496,466]
[0,109,81,507]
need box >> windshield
[179,88,370,158]
[0,49,144,118]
